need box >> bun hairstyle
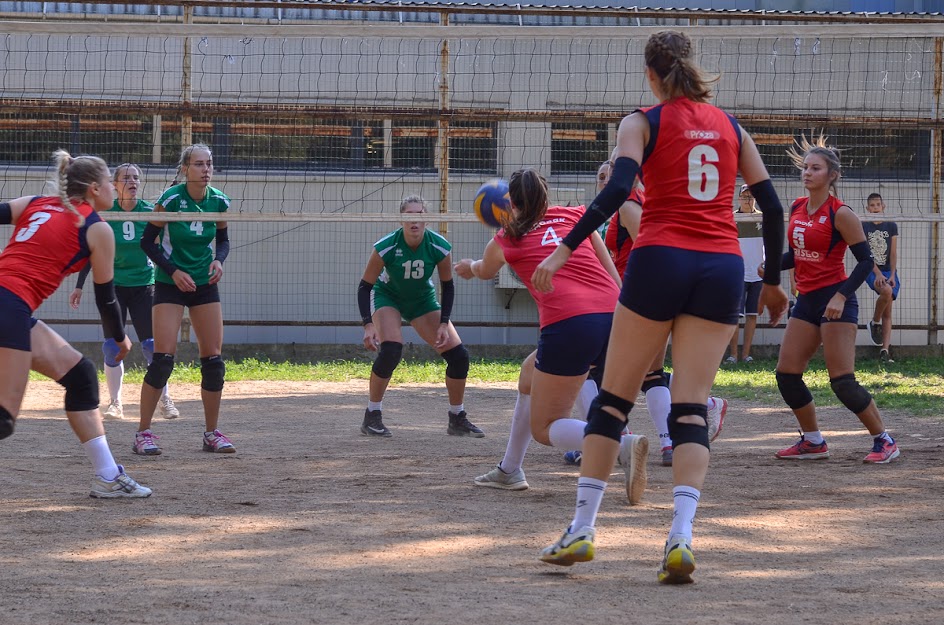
[644,31,716,103]
[172,143,212,185]
[51,149,109,227]
[787,132,843,195]
[504,168,549,240]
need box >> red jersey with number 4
[604,188,644,276]
[0,196,100,311]
[635,98,742,255]
[789,195,848,294]
[495,205,619,328]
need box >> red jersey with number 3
[495,205,619,328]
[604,188,644,276]
[0,196,100,311]
[788,195,848,294]
[635,98,742,255]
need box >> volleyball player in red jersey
[0,150,151,498]
[772,135,899,464]
[455,168,649,500]
[532,31,788,583]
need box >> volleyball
[473,178,510,228]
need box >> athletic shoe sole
[473,477,529,491]
[539,540,595,566]
[361,425,392,437]
[864,448,900,464]
[776,450,830,460]
[658,544,696,584]
[620,434,649,505]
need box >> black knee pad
[144,352,175,389]
[830,373,872,414]
[442,343,470,380]
[641,368,669,393]
[584,389,634,442]
[667,403,710,449]
[0,405,14,440]
[372,341,403,379]
[56,357,100,412]
[200,355,226,392]
[776,371,813,410]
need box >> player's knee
[667,403,709,449]
[56,357,99,412]
[776,371,813,410]
[641,368,669,393]
[442,343,469,380]
[830,373,872,414]
[102,338,121,368]
[584,390,633,442]
[144,353,175,389]
[200,355,226,392]
[141,338,155,364]
[0,405,15,440]
[371,341,403,379]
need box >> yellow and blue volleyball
[473,178,510,228]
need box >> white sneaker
[618,434,648,505]
[723,356,737,365]
[102,399,123,420]
[158,396,180,419]
[474,465,529,490]
[707,397,728,443]
[89,466,153,498]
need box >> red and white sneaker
[203,429,236,453]
[863,437,900,464]
[707,396,727,443]
[775,435,829,460]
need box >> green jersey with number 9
[154,183,230,286]
[107,199,156,287]
[373,228,451,303]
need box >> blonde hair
[787,132,842,195]
[504,168,549,240]
[399,194,427,213]
[51,149,109,227]
[644,31,717,103]
[113,162,141,181]
[172,143,212,185]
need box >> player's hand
[172,270,197,292]
[363,324,380,351]
[823,293,846,321]
[454,259,475,280]
[888,273,897,288]
[208,260,224,285]
[69,288,83,309]
[874,273,887,289]
[532,245,573,293]
[435,323,449,348]
[114,336,133,362]
[758,283,789,326]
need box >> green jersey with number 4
[107,199,156,287]
[154,184,230,286]
[373,228,451,302]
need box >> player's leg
[774,311,826,459]
[643,341,672,465]
[867,272,890,347]
[138,289,184,456]
[0,297,33,439]
[102,289,131,419]
[189,298,232,453]
[880,272,899,358]
[741,281,762,361]
[363,305,403,436]
[131,284,178,418]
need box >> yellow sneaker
[539,526,595,566]
[657,536,696,584]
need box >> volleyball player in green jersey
[357,195,482,438]
[136,144,233,455]
[70,164,179,421]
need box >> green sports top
[107,199,156,287]
[154,184,230,286]
[373,227,452,301]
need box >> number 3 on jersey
[541,226,562,247]
[14,211,52,242]
[688,145,720,201]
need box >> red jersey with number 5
[788,195,848,294]
[495,205,619,328]
[635,98,742,255]
[0,196,100,311]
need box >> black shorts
[791,283,859,327]
[0,286,32,351]
[108,285,155,341]
[619,246,743,325]
[740,281,763,317]
[153,281,221,308]
[535,312,611,377]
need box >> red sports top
[788,195,848,294]
[495,206,619,328]
[635,98,742,255]
[604,188,645,277]
[0,196,100,311]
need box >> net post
[931,38,943,346]
[437,11,450,240]
[181,4,193,147]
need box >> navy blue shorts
[619,246,743,325]
[0,286,33,351]
[791,283,859,326]
[740,281,763,317]
[111,285,155,341]
[153,281,220,308]
[535,312,611,377]
[865,270,901,301]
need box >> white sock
[646,385,672,449]
[367,400,382,412]
[571,477,607,530]
[574,378,598,420]
[804,430,825,445]
[548,419,587,450]
[669,485,701,541]
[878,431,894,444]
[83,435,120,481]
[450,403,465,415]
[499,393,532,474]
[161,385,170,400]
[104,362,123,404]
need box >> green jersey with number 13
[154,183,230,286]
[373,228,451,302]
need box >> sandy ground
[1,379,943,625]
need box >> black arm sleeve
[748,179,784,286]
[439,279,454,324]
[140,223,180,277]
[94,280,126,342]
[561,157,640,251]
[75,264,92,290]
[214,227,230,263]
[781,249,795,271]
[0,202,11,225]
[838,241,874,299]
[357,280,374,326]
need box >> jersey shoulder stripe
[374,230,398,248]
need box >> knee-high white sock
[104,362,123,404]
[83,435,120,481]
[571,477,607,530]
[548,418,587,450]
[499,393,532,474]
[646,385,672,449]
[669,485,701,541]
[574,378,598,420]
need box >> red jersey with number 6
[788,195,848,294]
[0,196,100,311]
[635,98,742,255]
[495,205,619,328]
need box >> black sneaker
[361,409,392,437]
[880,348,895,363]
[447,410,485,438]
[868,320,883,346]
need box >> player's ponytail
[51,149,108,228]
[645,31,716,103]
[787,132,843,196]
[504,168,549,240]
